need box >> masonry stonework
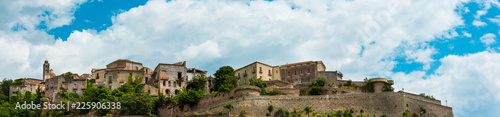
[159,91,452,117]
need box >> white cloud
[472,20,487,27]
[463,31,472,37]
[0,0,87,30]
[489,18,500,26]
[0,0,467,80]
[392,51,500,116]
[480,33,497,46]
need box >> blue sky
[1,0,499,116]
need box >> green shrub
[308,86,323,95]
[262,89,284,95]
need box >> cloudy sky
[1,0,499,116]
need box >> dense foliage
[186,73,207,91]
[362,78,374,92]
[382,83,394,92]
[307,78,325,95]
[213,66,238,92]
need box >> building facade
[45,73,85,102]
[278,61,326,85]
[234,62,276,85]
[152,61,188,97]
[90,59,155,94]
[9,78,45,100]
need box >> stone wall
[159,92,453,117]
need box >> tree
[218,74,238,92]
[307,77,326,87]
[362,78,374,92]
[420,106,427,117]
[223,103,234,115]
[249,79,268,89]
[176,88,204,106]
[360,108,364,116]
[303,106,313,117]
[186,73,207,91]
[267,105,274,117]
[213,66,237,92]
[335,110,342,117]
[1,79,14,97]
[64,72,74,83]
[382,83,394,92]
[308,86,323,95]
[35,86,43,104]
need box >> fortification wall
[159,92,453,117]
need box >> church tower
[43,60,50,82]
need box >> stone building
[317,70,343,83]
[152,61,188,96]
[91,59,153,90]
[235,61,342,86]
[43,60,50,82]
[9,78,45,100]
[278,61,326,85]
[45,73,85,102]
[234,62,277,85]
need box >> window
[161,71,167,79]
[109,86,111,90]
[238,73,240,78]
[174,82,177,87]
[276,70,278,73]
[175,90,179,95]
[268,70,271,74]
[308,69,310,73]
[119,76,124,83]
[295,71,297,75]
[108,76,112,84]
[148,90,150,93]
[73,84,77,89]
[135,67,138,70]
[259,67,262,72]
[163,80,166,86]
[81,84,85,89]
[168,81,171,87]
[145,77,148,84]
[259,76,262,79]
[301,70,303,74]
[166,90,169,94]
[96,73,100,79]
[178,72,182,80]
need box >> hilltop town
[3,59,453,117]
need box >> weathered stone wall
[155,63,188,97]
[159,92,453,117]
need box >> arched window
[168,81,171,87]
[163,80,166,86]
[166,89,170,94]
[175,90,179,95]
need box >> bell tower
[43,60,50,82]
